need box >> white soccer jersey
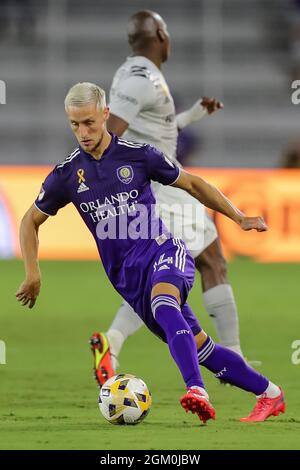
[109,55,178,162]
[109,55,218,256]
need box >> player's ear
[103,106,110,121]
[157,28,166,43]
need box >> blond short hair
[64,82,106,110]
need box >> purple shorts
[135,237,202,342]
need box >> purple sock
[198,336,268,395]
[152,295,205,389]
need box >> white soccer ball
[98,373,152,425]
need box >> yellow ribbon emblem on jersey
[77,169,85,184]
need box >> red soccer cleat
[89,332,115,388]
[240,388,285,422]
[180,388,216,424]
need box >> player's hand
[240,216,268,232]
[15,276,41,309]
[201,97,224,115]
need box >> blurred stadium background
[1,0,300,167]
[0,0,300,450]
[1,0,300,260]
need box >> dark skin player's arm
[107,114,129,136]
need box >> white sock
[203,284,243,357]
[106,301,144,369]
[105,329,124,370]
[257,382,281,399]
[190,386,209,399]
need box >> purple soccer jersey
[33,134,274,399]
[35,134,200,339]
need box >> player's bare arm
[16,205,49,309]
[172,170,267,232]
[107,113,129,136]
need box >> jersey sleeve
[34,167,70,216]
[145,145,180,186]
[109,75,156,124]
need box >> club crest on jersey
[77,168,90,193]
[117,166,134,184]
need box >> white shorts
[153,183,218,259]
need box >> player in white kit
[90,10,249,386]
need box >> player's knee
[151,282,181,304]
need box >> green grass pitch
[0,258,299,450]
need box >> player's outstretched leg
[90,301,144,386]
[196,334,285,422]
[106,300,144,366]
[151,284,215,424]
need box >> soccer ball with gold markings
[98,374,152,425]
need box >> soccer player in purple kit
[16,82,285,423]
